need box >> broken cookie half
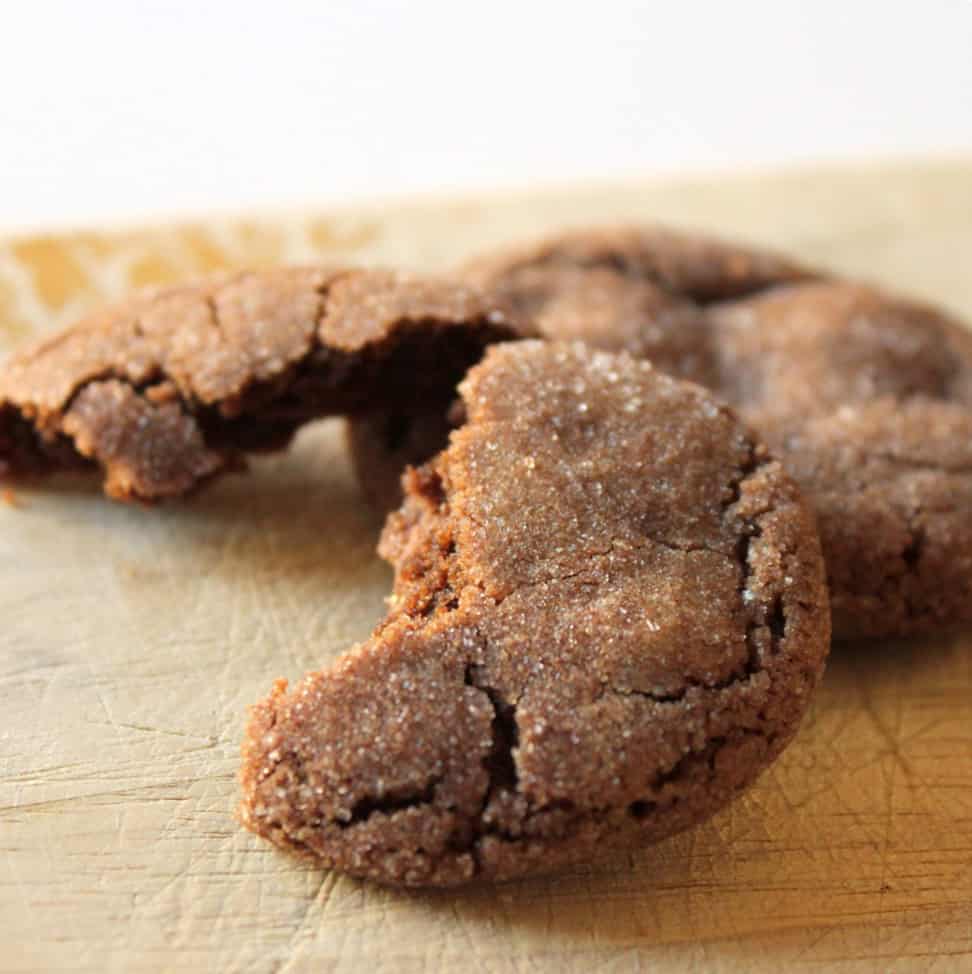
[0,267,525,501]
[241,341,830,887]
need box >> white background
[1,0,971,233]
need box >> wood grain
[1,159,971,973]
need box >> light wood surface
[2,160,971,973]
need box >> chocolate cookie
[349,228,972,639]
[0,268,524,501]
[240,341,830,887]
[711,281,972,637]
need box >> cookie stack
[2,226,969,887]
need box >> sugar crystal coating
[241,341,830,887]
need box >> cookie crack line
[355,668,777,872]
[607,440,781,704]
[461,661,521,867]
[341,778,443,828]
[203,293,227,346]
[461,728,772,860]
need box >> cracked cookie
[240,341,830,886]
[349,227,972,639]
[712,282,972,637]
[0,267,524,501]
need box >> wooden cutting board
[2,160,971,974]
